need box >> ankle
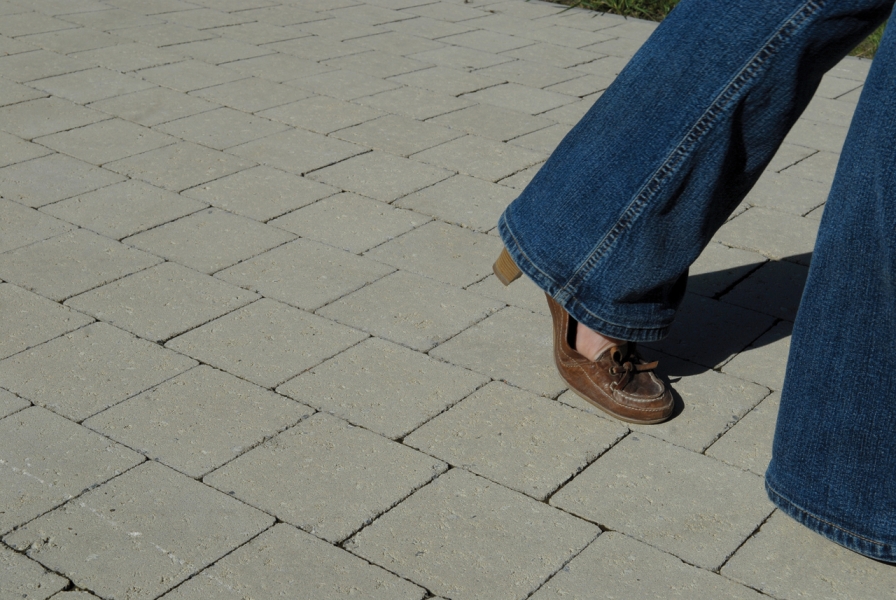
[576,321,625,361]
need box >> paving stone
[745,170,830,216]
[106,142,255,192]
[287,68,401,101]
[72,41,183,71]
[58,8,163,31]
[307,150,452,201]
[390,65,504,96]
[828,55,872,81]
[295,16,384,42]
[346,468,598,600]
[124,208,293,273]
[0,49,89,83]
[386,15,475,39]
[0,283,93,361]
[406,381,625,500]
[210,21,307,45]
[181,165,336,221]
[706,392,779,476]
[834,85,862,103]
[172,37,273,66]
[158,524,425,600]
[278,337,487,440]
[0,388,30,419]
[0,97,109,140]
[584,34,645,58]
[428,103,554,142]
[30,67,155,104]
[167,298,366,388]
[430,306,567,397]
[540,96,594,125]
[329,3,415,26]
[407,44,513,72]
[403,1,490,22]
[43,179,206,240]
[520,23,614,48]
[714,207,817,266]
[466,272,549,316]
[333,114,461,156]
[116,22,215,47]
[507,123,568,155]
[155,107,287,151]
[50,593,99,600]
[21,29,125,56]
[395,173,516,231]
[353,29,447,55]
[413,135,543,182]
[0,229,161,301]
[779,150,839,185]
[323,49,433,79]
[206,412,444,542]
[270,192,424,253]
[318,270,501,352]
[721,259,808,321]
[237,5,328,26]
[85,365,310,477]
[646,293,775,369]
[0,13,76,37]
[545,72,615,98]
[36,118,175,165]
[164,7,253,30]
[0,406,143,534]
[224,52,334,83]
[227,128,365,176]
[0,80,47,107]
[804,202,824,220]
[366,220,501,286]
[0,33,37,55]
[765,142,816,173]
[88,87,218,127]
[573,54,629,78]
[815,74,863,99]
[502,42,599,69]
[0,321,196,422]
[722,321,793,391]
[488,0,566,19]
[3,461,274,600]
[258,94,382,134]
[463,82,574,116]
[188,77,311,113]
[532,531,766,600]
[498,161,543,189]
[461,12,549,36]
[137,60,246,92]
[721,511,896,600]
[439,29,533,54]
[23,0,109,15]
[0,544,67,600]
[216,238,393,311]
[550,435,773,570]
[65,262,258,342]
[475,59,574,90]
[783,119,848,153]
[354,85,473,120]
[0,198,71,253]
[687,242,766,298]
[266,36,366,62]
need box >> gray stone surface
[154,107,287,151]
[412,135,543,182]
[687,242,766,299]
[428,103,555,143]
[270,192,425,253]
[706,392,780,476]
[0,198,72,253]
[84,365,311,477]
[278,337,487,439]
[0,283,93,360]
[406,382,626,500]
[0,544,67,600]
[431,306,567,398]
[29,67,155,104]
[354,85,473,121]
[721,259,809,321]
[88,87,218,127]
[188,77,312,113]
[467,272,550,316]
[258,94,383,134]
[158,524,425,600]
[4,461,274,600]
[552,435,774,571]
[66,261,258,342]
[0,388,29,419]
[216,238,394,311]
[532,532,766,600]
[0,321,196,422]
[0,406,143,534]
[0,130,51,168]
[318,270,502,352]
[332,114,463,157]
[462,82,574,116]
[347,469,598,600]
[722,511,896,600]
[166,298,367,388]
[226,128,364,176]
[137,59,246,92]
[0,154,124,208]
[395,174,517,232]
[722,321,793,391]
[206,412,445,542]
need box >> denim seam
[499,212,562,289]
[568,297,670,335]
[766,479,894,550]
[559,0,826,298]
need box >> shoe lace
[608,344,658,389]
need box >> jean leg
[499,0,891,341]
[765,16,896,562]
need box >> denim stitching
[561,0,826,297]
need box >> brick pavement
[1,0,894,598]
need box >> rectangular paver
[88,87,218,127]
[227,128,365,175]
[35,118,176,166]
[332,114,463,157]
[0,198,72,253]
[706,392,780,476]
[395,173,517,231]
[0,283,93,360]
[0,544,68,600]
[412,135,543,182]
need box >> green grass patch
[556,0,884,58]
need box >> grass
[555,0,885,58]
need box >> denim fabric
[498,0,895,561]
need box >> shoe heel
[493,247,522,286]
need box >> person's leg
[499,0,891,342]
[765,20,896,563]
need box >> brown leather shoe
[545,294,673,424]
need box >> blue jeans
[499,0,896,562]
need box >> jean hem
[498,212,672,342]
[765,476,896,563]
